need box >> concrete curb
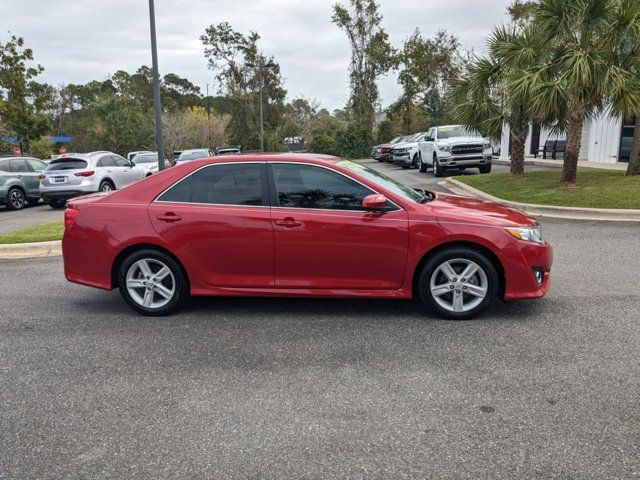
[438,178,640,222]
[0,240,62,260]
[492,158,628,171]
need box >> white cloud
[4,0,510,109]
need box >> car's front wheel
[479,164,492,174]
[118,249,187,316]
[418,153,428,173]
[418,247,499,320]
[433,157,444,177]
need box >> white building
[499,112,636,164]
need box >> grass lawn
[0,221,64,245]
[457,170,640,209]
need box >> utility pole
[148,0,165,171]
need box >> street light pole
[206,83,211,146]
[148,0,165,171]
[246,61,275,153]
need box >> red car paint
[63,153,552,301]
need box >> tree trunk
[561,114,584,186]
[626,114,640,176]
[509,125,527,175]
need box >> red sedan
[62,153,552,319]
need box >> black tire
[479,164,492,174]
[99,180,115,192]
[433,157,444,177]
[118,248,187,316]
[411,153,419,169]
[418,153,428,173]
[6,187,26,210]
[27,198,40,206]
[48,199,66,209]
[417,246,499,320]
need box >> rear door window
[45,158,89,171]
[157,163,265,206]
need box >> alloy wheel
[429,258,488,313]
[101,183,113,192]
[9,189,25,210]
[126,258,176,309]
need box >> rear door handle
[157,212,182,222]
[274,217,302,228]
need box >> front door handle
[157,212,182,222]
[274,217,302,228]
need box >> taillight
[38,174,45,180]
[74,170,95,177]
[64,207,80,229]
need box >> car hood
[393,142,419,149]
[437,136,485,145]
[425,192,538,227]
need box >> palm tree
[608,0,640,176]
[516,0,640,185]
[452,25,546,175]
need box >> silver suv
[40,151,149,208]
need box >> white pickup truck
[418,125,493,176]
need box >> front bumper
[502,240,553,300]
[438,153,492,169]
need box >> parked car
[130,152,170,174]
[390,132,429,168]
[40,151,149,208]
[175,149,213,163]
[371,136,403,162]
[0,156,47,210]
[127,150,153,162]
[418,125,493,176]
[215,145,241,156]
[62,153,552,319]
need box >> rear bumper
[42,190,97,201]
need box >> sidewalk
[494,157,627,171]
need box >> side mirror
[362,193,388,211]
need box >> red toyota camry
[62,153,552,319]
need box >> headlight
[438,144,451,152]
[483,142,492,150]
[504,226,544,244]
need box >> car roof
[181,152,342,167]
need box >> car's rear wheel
[100,180,114,192]
[6,187,26,210]
[418,247,499,320]
[118,249,187,316]
[48,199,66,209]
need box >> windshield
[45,158,88,171]
[177,150,209,162]
[437,126,481,139]
[337,160,429,204]
[134,154,158,164]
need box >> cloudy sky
[4,0,511,110]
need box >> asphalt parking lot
[1,163,639,479]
